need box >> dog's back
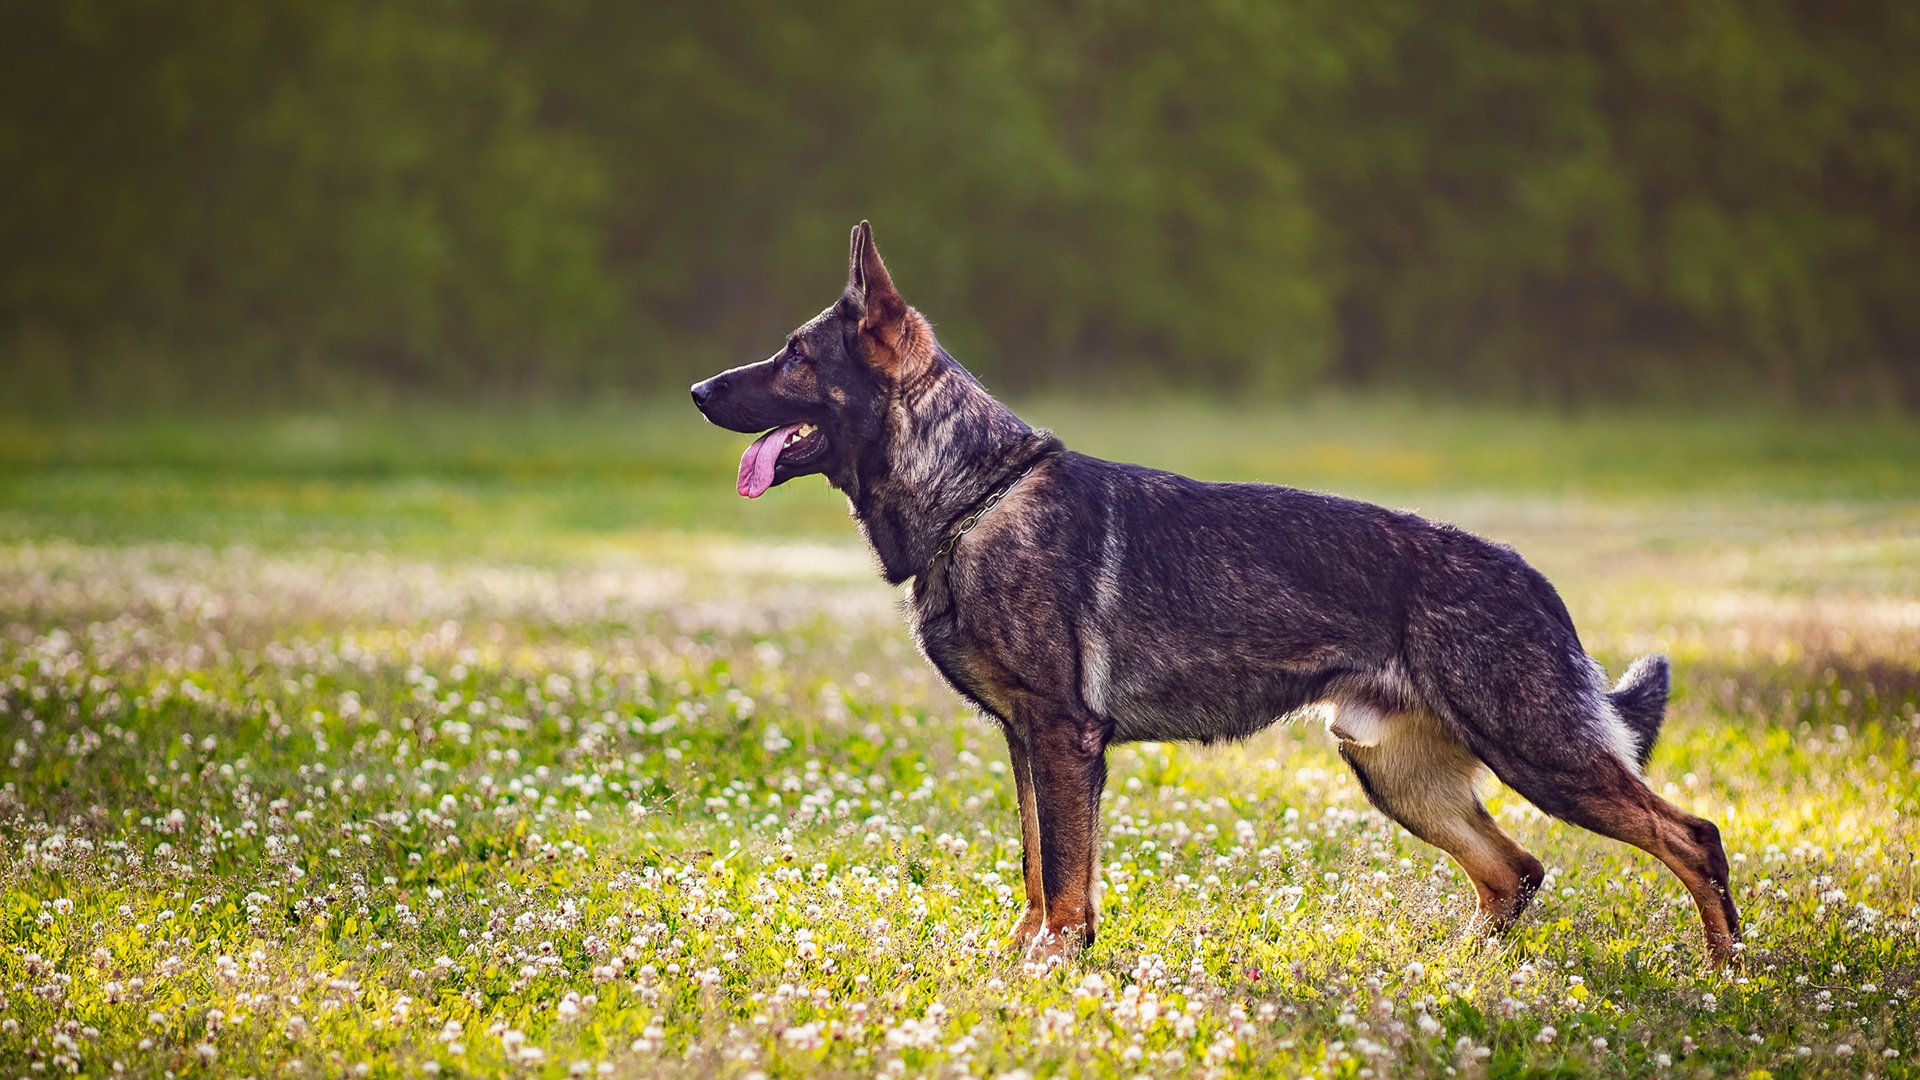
[946,453,1619,758]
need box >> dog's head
[692,220,933,498]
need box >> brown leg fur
[1337,712,1546,932]
[1017,703,1108,958]
[999,724,1048,946]
[1495,754,1742,967]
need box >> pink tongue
[737,423,804,498]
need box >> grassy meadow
[1,400,1916,1077]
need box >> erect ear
[846,220,907,343]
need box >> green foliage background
[3,0,1917,409]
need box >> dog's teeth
[796,423,817,437]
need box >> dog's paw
[1019,923,1090,970]
[1705,935,1743,972]
[1008,907,1047,949]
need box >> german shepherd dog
[691,222,1741,967]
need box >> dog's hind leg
[1472,743,1742,968]
[1334,706,1545,932]
[1400,563,1739,964]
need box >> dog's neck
[842,353,1057,584]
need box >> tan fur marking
[1341,710,1545,931]
[1002,729,1049,946]
[859,307,935,381]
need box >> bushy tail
[1608,654,1670,769]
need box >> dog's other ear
[846,220,908,344]
[845,221,870,298]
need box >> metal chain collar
[928,460,1040,567]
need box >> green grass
[1,401,1915,1077]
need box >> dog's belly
[1106,674,1410,747]
[1084,611,1412,745]
[1097,658,1339,745]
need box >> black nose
[690,377,722,408]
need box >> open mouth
[736,422,827,498]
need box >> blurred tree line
[3,0,1917,410]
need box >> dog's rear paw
[1705,935,1743,971]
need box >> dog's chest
[903,575,1017,721]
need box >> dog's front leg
[1019,701,1108,960]
[999,722,1049,949]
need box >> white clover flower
[782,1022,826,1051]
